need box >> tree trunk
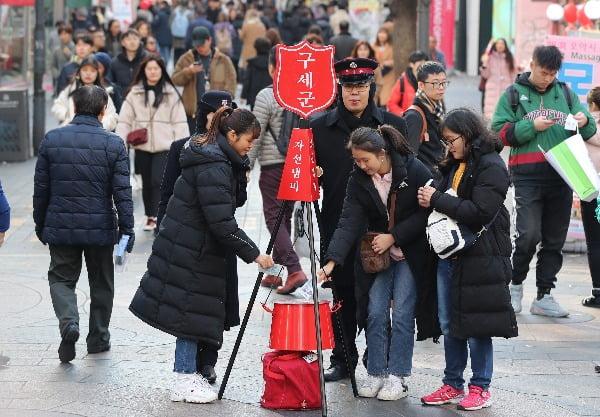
[388,0,418,78]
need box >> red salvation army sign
[273,41,337,119]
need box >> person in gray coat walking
[247,48,308,294]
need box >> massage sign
[273,41,337,202]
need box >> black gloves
[119,228,135,253]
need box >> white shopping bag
[539,131,600,202]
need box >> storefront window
[0,5,33,85]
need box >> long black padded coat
[129,134,260,348]
[324,151,440,341]
[429,136,518,340]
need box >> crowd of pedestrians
[7,0,596,412]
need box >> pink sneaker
[421,384,464,405]
[457,385,492,411]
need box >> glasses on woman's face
[341,82,371,93]
[423,81,450,89]
[441,134,462,147]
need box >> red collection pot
[262,300,340,351]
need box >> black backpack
[507,81,573,114]
[266,87,300,156]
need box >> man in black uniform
[311,58,408,381]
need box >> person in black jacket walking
[329,20,357,62]
[151,1,172,65]
[109,29,148,105]
[319,125,435,401]
[33,85,135,363]
[418,108,517,411]
[311,57,409,382]
[129,107,273,404]
[241,37,272,110]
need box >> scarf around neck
[415,89,444,123]
[338,100,377,132]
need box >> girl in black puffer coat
[129,107,274,404]
[418,108,518,411]
[319,125,435,401]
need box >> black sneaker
[200,365,217,384]
[582,295,600,308]
[88,343,111,354]
[58,323,79,363]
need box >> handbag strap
[388,190,397,231]
[476,209,501,237]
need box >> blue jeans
[158,45,171,65]
[437,258,493,390]
[174,337,197,374]
[366,260,416,377]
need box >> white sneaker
[358,374,385,398]
[170,372,218,403]
[530,294,569,317]
[510,283,523,314]
[377,375,408,401]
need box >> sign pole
[306,200,327,416]
[312,200,359,398]
[297,117,328,416]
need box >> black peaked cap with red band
[334,58,378,85]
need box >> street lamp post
[33,0,46,156]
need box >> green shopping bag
[539,131,600,202]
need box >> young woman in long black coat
[418,108,518,411]
[319,125,435,401]
[129,107,273,404]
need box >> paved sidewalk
[0,75,599,417]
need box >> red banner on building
[429,0,455,68]
[0,0,35,5]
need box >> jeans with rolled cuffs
[174,337,198,374]
[437,258,493,391]
[366,259,416,377]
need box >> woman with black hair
[418,108,517,411]
[318,125,433,401]
[116,55,188,232]
[155,91,238,385]
[105,19,122,58]
[129,106,273,404]
[51,55,118,131]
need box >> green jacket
[491,72,596,183]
